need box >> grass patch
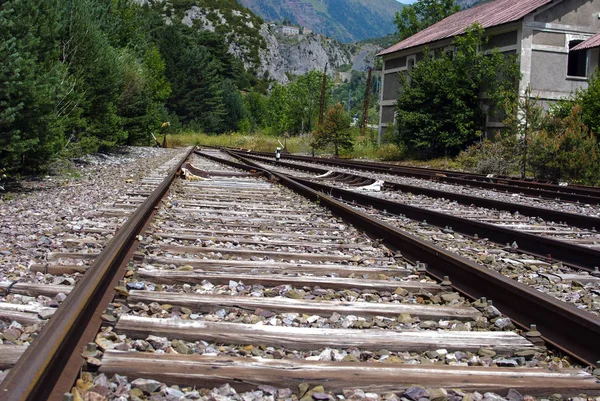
[168,132,315,153]
[168,130,407,161]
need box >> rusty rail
[0,147,194,401]
[220,149,600,368]
[225,150,600,271]
[231,149,600,204]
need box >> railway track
[1,148,599,400]
[229,150,600,272]
[237,150,600,205]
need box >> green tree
[243,90,268,133]
[503,86,544,178]
[157,23,225,132]
[395,24,520,158]
[265,84,290,136]
[221,79,244,132]
[314,103,353,157]
[0,0,67,171]
[286,70,331,133]
[395,0,459,40]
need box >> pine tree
[0,0,66,171]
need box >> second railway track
[1,148,599,400]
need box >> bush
[529,105,600,184]
[456,135,520,175]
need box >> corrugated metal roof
[572,32,600,51]
[378,0,554,56]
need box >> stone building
[274,25,301,36]
[377,0,600,141]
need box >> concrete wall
[486,30,519,49]
[591,47,600,70]
[525,0,600,101]
[532,31,565,46]
[534,0,599,30]
[385,57,406,70]
[530,51,589,93]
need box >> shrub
[529,105,600,184]
[456,135,520,176]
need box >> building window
[567,40,587,77]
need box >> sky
[398,0,419,3]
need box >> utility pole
[314,63,328,157]
[318,64,328,126]
[360,67,372,137]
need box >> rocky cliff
[237,0,403,43]
[179,5,380,84]
[138,0,382,84]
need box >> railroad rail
[237,150,600,204]
[227,150,600,272]
[1,147,599,401]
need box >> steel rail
[233,150,600,204]
[219,149,600,367]
[236,148,600,197]
[290,177,600,271]
[229,150,600,233]
[0,147,195,401]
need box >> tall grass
[167,130,407,160]
[168,132,314,153]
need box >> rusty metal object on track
[0,147,195,401]
[223,150,600,368]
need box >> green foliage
[286,70,332,133]
[395,0,459,40]
[552,69,600,137]
[313,103,353,157]
[243,90,268,133]
[503,86,544,178]
[332,70,379,123]
[457,101,600,185]
[1,0,271,171]
[456,135,520,175]
[264,84,290,136]
[529,105,600,184]
[221,79,245,132]
[395,24,520,158]
[0,0,66,172]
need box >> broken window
[567,40,587,77]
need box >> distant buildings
[271,24,312,36]
[377,0,600,140]
[274,25,301,36]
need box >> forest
[0,0,380,174]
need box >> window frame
[566,38,589,79]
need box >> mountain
[236,0,404,43]
[455,0,488,8]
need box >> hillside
[455,0,488,9]
[236,0,404,43]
